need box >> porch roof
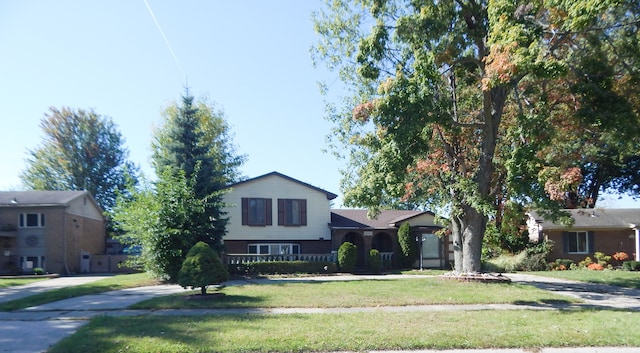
[330,209,435,229]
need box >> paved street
[1,273,639,352]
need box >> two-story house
[223,172,451,268]
[222,172,338,257]
[0,191,105,275]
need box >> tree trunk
[451,217,464,272]
[461,207,486,273]
[451,205,487,273]
[200,286,207,296]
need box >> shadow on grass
[48,314,306,353]
[512,299,574,308]
[131,293,267,310]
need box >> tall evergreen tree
[151,89,245,252]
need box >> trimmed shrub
[228,261,337,275]
[622,260,640,271]
[368,249,382,273]
[550,259,573,271]
[397,222,418,268]
[178,241,228,295]
[338,242,357,273]
[33,267,45,275]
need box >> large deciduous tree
[313,0,640,272]
[21,107,138,211]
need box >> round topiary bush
[178,241,229,295]
[338,241,357,273]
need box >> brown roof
[330,209,435,229]
[530,208,640,230]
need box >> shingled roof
[330,209,435,229]
[529,208,640,230]
[227,171,338,200]
[0,190,91,207]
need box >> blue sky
[0,1,345,202]
[0,1,637,209]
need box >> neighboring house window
[241,198,272,226]
[563,231,594,254]
[248,243,300,255]
[277,199,307,226]
[19,213,45,228]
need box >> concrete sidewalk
[0,275,111,304]
[1,273,640,352]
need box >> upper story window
[19,213,45,228]
[241,198,272,226]
[278,199,307,226]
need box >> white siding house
[222,172,337,256]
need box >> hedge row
[227,261,338,275]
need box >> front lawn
[49,310,640,353]
[0,277,50,288]
[0,272,160,311]
[132,277,577,309]
[525,270,640,289]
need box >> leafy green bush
[338,242,357,273]
[397,222,417,268]
[368,249,382,273]
[482,240,552,272]
[622,261,640,271]
[228,261,337,275]
[549,259,573,270]
[178,241,228,295]
[33,267,45,275]
[594,252,611,267]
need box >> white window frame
[247,243,300,255]
[19,213,45,228]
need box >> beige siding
[401,213,439,227]
[67,195,103,221]
[223,174,332,241]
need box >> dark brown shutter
[241,198,248,225]
[266,198,273,226]
[277,199,284,225]
[300,199,307,226]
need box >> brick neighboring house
[527,208,640,263]
[0,191,106,275]
[223,171,450,269]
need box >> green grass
[133,278,576,309]
[525,270,640,289]
[49,310,640,353]
[0,272,160,311]
[0,277,50,288]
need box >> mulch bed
[439,272,512,284]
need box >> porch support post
[635,228,640,262]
